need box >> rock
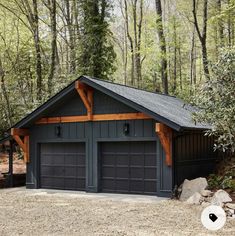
[180,178,208,201]
[201,202,211,207]
[225,209,234,217]
[211,190,232,206]
[225,203,235,210]
[229,214,235,219]
[200,190,213,197]
[186,192,203,205]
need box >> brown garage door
[100,141,157,194]
[40,143,85,190]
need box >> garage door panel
[64,155,77,165]
[40,143,85,191]
[116,179,129,191]
[144,181,156,193]
[130,167,144,179]
[116,167,129,178]
[53,166,64,176]
[130,155,144,165]
[102,154,115,165]
[41,177,52,187]
[77,167,85,177]
[145,168,157,179]
[130,180,144,192]
[101,141,157,195]
[41,166,53,176]
[51,177,64,189]
[64,179,77,189]
[102,167,114,177]
[64,166,77,177]
[116,155,129,165]
[102,179,114,190]
[41,154,53,165]
[145,155,156,166]
[53,154,65,165]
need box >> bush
[193,47,235,153]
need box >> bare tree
[124,0,135,85]
[192,0,210,79]
[43,0,58,96]
[155,0,168,94]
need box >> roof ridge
[82,75,177,99]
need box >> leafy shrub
[193,47,235,153]
[208,174,235,191]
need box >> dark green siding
[174,132,216,186]
[27,119,172,197]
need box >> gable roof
[10,75,210,132]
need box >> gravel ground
[0,188,234,236]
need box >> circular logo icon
[201,205,226,231]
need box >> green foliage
[208,174,235,191]
[193,47,235,153]
[78,0,116,80]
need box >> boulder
[201,202,211,207]
[180,178,208,201]
[225,203,235,210]
[211,190,232,206]
[200,190,213,197]
[186,192,203,205]
[225,209,234,217]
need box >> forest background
[0,0,234,142]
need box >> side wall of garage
[173,131,217,186]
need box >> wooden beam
[35,115,88,124]
[92,113,150,121]
[11,128,29,136]
[87,88,93,120]
[35,113,151,124]
[75,81,92,120]
[24,136,29,163]
[11,128,30,163]
[155,123,172,166]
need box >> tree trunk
[217,0,224,46]
[47,0,57,96]
[192,0,210,79]
[0,59,12,126]
[32,0,43,100]
[65,0,76,73]
[124,0,134,85]
[155,0,168,94]
[173,17,177,93]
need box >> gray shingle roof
[6,75,210,132]
[80,76,210,131]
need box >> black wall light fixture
[55,125,62,137]
[123,123,130,135]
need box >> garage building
[5,76,217,197]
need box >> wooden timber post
[75,81,93,120]
[11,128,30,163]
[155,123,172,166]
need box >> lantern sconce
[123,123,130,136]
[55,125,62,137]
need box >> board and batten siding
[174,131,216,186]
[27,119,172,197]
[26,88,172,197]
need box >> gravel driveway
[0,188,234,236]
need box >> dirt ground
[0,153,26,176]
[0,188,234,236]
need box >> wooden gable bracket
[155,123,172,166]
[75,81,93,120]
[11,128,30,163]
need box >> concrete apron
[1,187,168,203]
